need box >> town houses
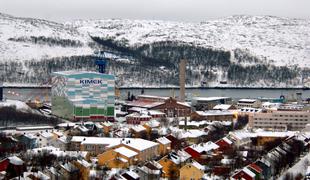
[2,94,310,179]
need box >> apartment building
[252,110,310,131]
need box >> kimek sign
[80,79,103,85]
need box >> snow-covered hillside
[0,13,309,67]
[0,13,92,61]
[70,15,310,67]
[0,13,309,87]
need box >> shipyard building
[51,71,115,121]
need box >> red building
[184,141,219,163]
[231,167,256,180]
[125,96,191,117]
[215,137,233,153]
[126,113,152,124]
[0,158,9,172]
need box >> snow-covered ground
[0,12,309,67]
[0,99,31,111]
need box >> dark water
[3,87,310,102]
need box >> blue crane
[95,51,108,74]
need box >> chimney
[296,92,302,104]
[0,82,3,101]
[179,59,186,102]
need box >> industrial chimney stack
[179,59,186,102]
[0,82,3,102]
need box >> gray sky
[1,0,309,22]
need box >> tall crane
[94,51,121,98]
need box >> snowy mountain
[0,13,309,87]
[70,15,310,67]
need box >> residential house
[138,161,162,180]
[102,121,113,136]
[97,146,139,168]
[175,129,208,145]
[17,134,37,150]
[73,159,91,180]
[58,162,79,180]
[45,167,61,180]
[37,131,54,148]
[231,167,256,180]
[158,150,191,179]
[156,137,171,156]
[184,141,219,164]
[130,125,147,138]
[179,161,205,180]
[166,134,186,151]
[215,137,233,153]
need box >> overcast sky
[1,0,309,22]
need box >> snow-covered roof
[29,146,89,159]
[40,131,54,139]
[156,137,171,145]
[128,107,147,112]
[114,146,138,158]
[102,121,113,127]
[126,112,152,118]
[137,94,169,100]
[192,161,205,171]
[213,104,233,110]
[58,136,69,144]
[131,125,146,132]
[177,101,191,107]
[195,110,234,116]
[77,159,91,168]
[8,156,23,165]
[57,122,77,127]
[222,137,233,145]
[145,120,160,128]
[123,170,140,179]
[238,99,258,103]
[242,167,256,178]
[77,125,89,132]
[53,70,105,76]
[192,97,230,101]
[139,161,162,175]
[179,120,209,127]
[53,131,64,137]
[189,141,219,153]
[126,100,164,109]
[147,110,166,115]
[168,150,191,165]
[178,129,207,139]
[73,136,158,151]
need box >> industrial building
[191,97,232,110]
[51,71,115,121]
